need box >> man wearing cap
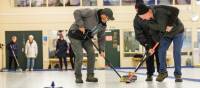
[134,2,161,81]
[136,4,184,82]
[68,8,114,83]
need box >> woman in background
[25,35,38,71]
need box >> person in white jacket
[25,35,38,71]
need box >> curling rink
[1,0,200,88]
[0,68,200,88]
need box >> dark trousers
[8,56,17,70]
[146,45,160,76]
[58,57,67,70]
[68,53,75,70]
[69,37,96,76]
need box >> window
[158,0,173,5]
[144,0,155,5]
[175,0,191,5]
[197,0,200,5]
[15,0,30,7]
[103,0,120,6]
[48,0,64,6]
[48,30,59,58]
[182,30,192,50]
[65,0,80,6]
[197,30,200,48]
[31,0,47,7]
[82,0,97,6]
[124,31,140,52]
[122,0,136,5]
[14,0,194,7]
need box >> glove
[166,26,173,32]
[144,43,151,50]
[83,23,106,40]
[83,30,93,39]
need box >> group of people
[68,0,184,84]
[7,35,38,71]
[11,0,185,84]
[7,32,75,71]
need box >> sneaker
[175,75,183,82]
[75,75,83,83]
[76,78,83,83]
[25,69,29,72]
[16,68,22,72]
[145,75,153,81]
[156,72,168,82]
[65,68,68,71]
[86,73,98,82]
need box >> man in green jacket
[68,8,114,83]
[137,4,184,82]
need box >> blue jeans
[158,33,184,75]
[27,58,35,69]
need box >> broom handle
[152,42,159,50]
[10,45,20,67]
[134,43,159,73]
[90,39,122,78]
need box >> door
[105,30,120,67]
[5,31,43,70]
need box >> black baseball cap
[102,8,115,20]
[135,0,144,8]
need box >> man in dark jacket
[137,4,184,82]
[7,36,18,71]
[68,8,114,83]
[134,3,160,81]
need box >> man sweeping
[137,4,184,82]
[134,1,161,81]
[68,8,114,83]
